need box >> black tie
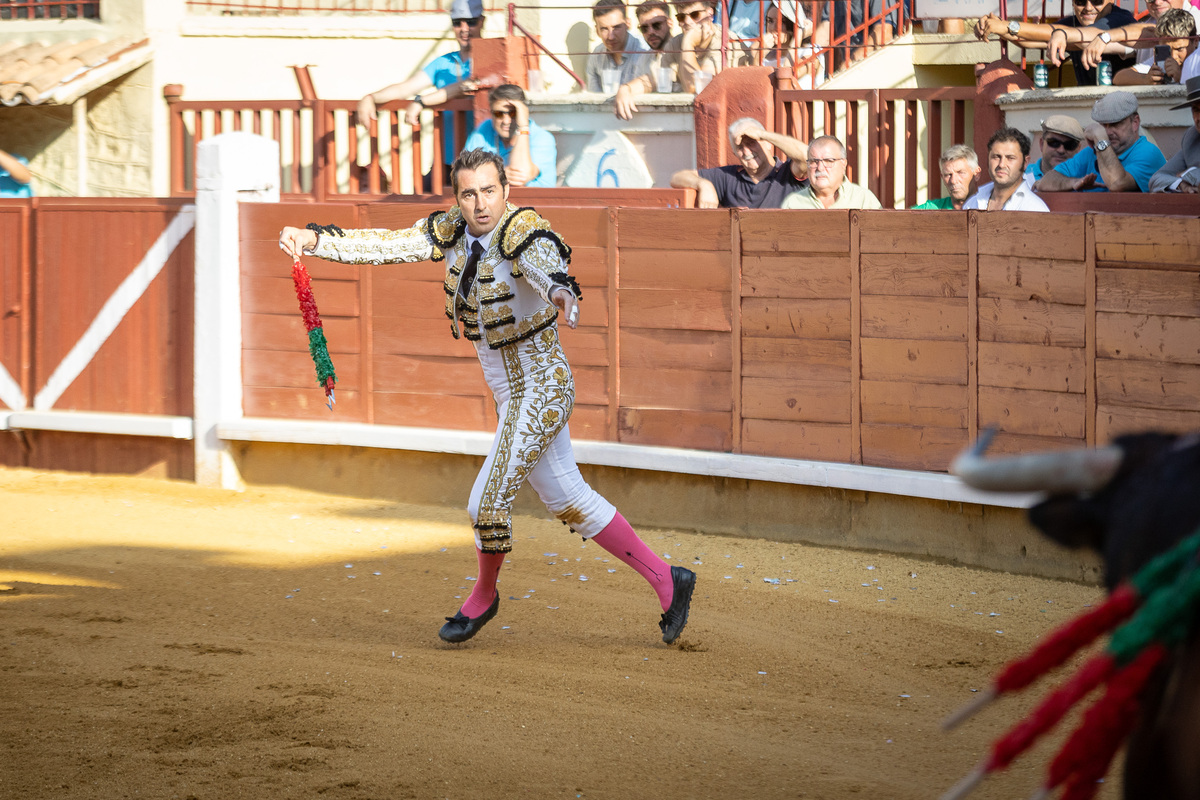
[461,240,484,298]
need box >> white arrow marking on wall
[33,206,196,411]
[0,363,25,411]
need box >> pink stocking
[460,548,505,618]
[590,511,674,611]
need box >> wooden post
[1085,213,1097,446]
[731,208,742,453]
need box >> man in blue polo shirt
[356,0,484,175]
[669,117,808,208]
[1036,91,1165,192]
[0,147,32,197]
[463,84,557,187]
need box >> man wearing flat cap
[1150,76,1200,191]
[1025,115,1086,183]
[1036,91,1166,192]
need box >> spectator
[911,144,980,209]
[1025,115,1086,181]
[0,147,32,197]
[1149,76,1200,191]
[1049,0,1200,84]
[761,1,822,88]
[670,117,808,208]
[356,0,484,177]
[975,0,1136,86]
[614,0,677,120]
[1114,8,1196,84]
[812,0,897,70]
[782,135,882,208]
[1036,91,1166,192]
[675,0,754,92]
[587,0,653,93]
[964,128,1050,211]
[463,84,556,188]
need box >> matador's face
[456,162,510,237]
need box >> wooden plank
[860,339,968,384]
[1096,359,1200,413]
[857,209,968,254]
[371,278,450,320]
[620,367,732,411]
[617,408,731,451]
[977,342,1085,393]
[859,253,967,298]
[374,391,492,430]
[978,298,1086,347]
[860,296,967,341]
[739,210,849,253]
[534,207,610,248]
[741,376,851,424]
[620,289,730,331]
[742,337,852,382]
[1097,267,1200,316]
[243,313,361,353]
[567,404,609,442]
[739,418,851,461]
[557,328,610,368]
[1096,312,1200,365]
[850,210,862,465]
[372,354,487,395]
[241,239,367,280]
[860,424,968,471]
[1097,403,1200,440]
[244,386,365,421]
[1093,214,1200,265]
[620,248,731,291]
[741,254,851,299]
[617,208,730,251]
[572,364,609,407]
[986,430,1085,456]
[740,297,851,340]
[860,380,968,427]
[1084,214,1096,446]
[967,211,979,445]
[240,202,358,244]
[565,246,609,286]
[361,202,458,232]
[975,211,1085,260]
[977,255,1086,305]
[978,386,1086,438]
[731,209,743,453]
[620,328,731,371]
[243,275,360,316]
[1097,259,1200,274]
[374,318,482,358]
[244,350,361,389]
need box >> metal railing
[184,0,505,13]
[775,86,975,209]
[0,0,98,18]
[165,94,474,199]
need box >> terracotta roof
[0,37,152,106]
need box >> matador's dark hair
[450,148,508,195]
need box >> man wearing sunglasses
[1024,115,1085,183]
[586,0,653,93]
[975,0,1134,85]
[463,84,557,187]
[356,0,485,180]
[1036,91,1165,193]
[614,1,680,120]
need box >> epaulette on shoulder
[427,207,466,250]
[498,206,571,264]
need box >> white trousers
[467,326,616,552]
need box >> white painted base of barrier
[4,410,194,440]
[217,417,1037,509]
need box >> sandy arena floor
[0,467,1120,800]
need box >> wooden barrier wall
[240,204,1200,473]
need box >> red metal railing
[0,0,98,18]
[165,93,474,199]
[776,86,975,209]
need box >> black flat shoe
[659,566,696,644]
[438,591,500,643]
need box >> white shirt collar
[466,226,497,253]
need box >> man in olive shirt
[782,135,882,209]
[670,117,808,208]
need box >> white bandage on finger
[568,306,579,326]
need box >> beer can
[1098,61,1113,85]
[1034,62,1049,88]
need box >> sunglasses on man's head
[451,16,483,26]
[639,18,669,31]
[1043,136,1080,150]
[676,8,707,22]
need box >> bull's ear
[1028,495,1106,552]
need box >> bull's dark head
[952,430,1200,591]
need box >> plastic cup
[602,68,619,94]
[527,69,543,92]
[655,66,673,93]
[693,70,713,94]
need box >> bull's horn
[950,433,1123,494]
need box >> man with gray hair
[669,117,808,208]
[911,144,980,209]
[1035,91,1165,192]
[782,135,882,209]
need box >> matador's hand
[552,287,579,329]
[279,226,318,259]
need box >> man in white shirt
[964,128,1050,212]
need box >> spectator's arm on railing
[357,73,436,123]
[974,15,1052,50]
[404,78,482,125]
[670,169,720,208]
[615,73,655,120]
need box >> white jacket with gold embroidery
[309,204,581,349]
